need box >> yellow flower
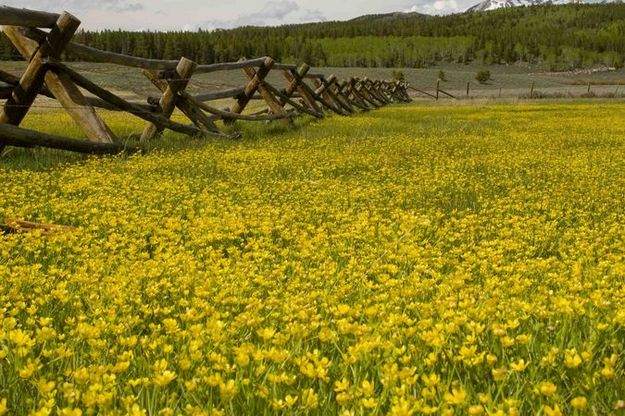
[257,327,276,341]
[361,397,377,409]
[570,396,587,410]
[468,405,484,415]
[422,373,440,387]
[218,380,238,401]
[444,387,467,405]
[285,395,298,408]
[359,380,374,396]
[492,368,507,382]
[511,359,528,372]
[538,382,557,397]
[0,398,7,416]
[564,352,582,369]
[153,371,177,387]
[334,378,350,393]
[544,405,562,416]
[301,388,318,409]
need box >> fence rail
[0,6,410,156]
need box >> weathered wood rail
[0,6,411,156]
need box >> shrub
[392,70,405,82]
[476,69,491,84]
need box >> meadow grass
[1,102,625,415]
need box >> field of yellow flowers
[1,102,625,415]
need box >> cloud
[197,0,300,30]
[300,9,328,22]
[16,0,144,13]
[406,0,461,14]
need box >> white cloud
[2,0,475,30]
[198,1,300,30]
[406,0,462,14]
[300,9,328,22]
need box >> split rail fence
[0,6,411,156]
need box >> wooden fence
[0,6,411,156]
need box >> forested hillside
[1,4,625,69]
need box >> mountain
[348,12,428,22]
[466,0,618,12]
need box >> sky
[6,0,470,31]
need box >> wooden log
[261,81,323,119]
[407,86,437,99]
[355,79,381,108]
[193,87,246,102]
[438,88,456,99]
[49,60,204,137]
[141,57,197,141]
[369,80,390,104]
[242,61,289,123]
[282,67,326,116]
[20,27,268,73]
[180,91,295,122]
[300,78,346,116]
[1,18,117,145]
[1,218,76,236]
[315,76,351,115]
[0,6,60,28]
[351,79,377,109]
[0,13,80,127]
[0,123,137,155]
[227,57,275,123]
[330,81,356,113]
[279,64,323,117]
[0,68,153,112]
[272,63,298,71]
[142,69,222,135]
[0,87,14,100]
[195,58,267,74]
[360,78,385,106]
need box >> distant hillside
[348,12,428,22]
[465,0,621,13]
[1,3,625,70]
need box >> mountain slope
[465,0,619,12]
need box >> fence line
[0,6,411,156]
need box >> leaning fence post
[281,64,323,117]
[142,69,221,135]
[141,57,197,141]
[1,14,116,146]
[227,57,279,123]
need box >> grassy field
[1,102,625,414]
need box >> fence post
[1,15,116,145]
[141,57,197,141]
[530,81,535,98]
[227,57,280,123]
[281,64,323,117]
[332,81,355,113]
[466,82,470,97]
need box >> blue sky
[6,0,468,30]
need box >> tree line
[1,4,625,69]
